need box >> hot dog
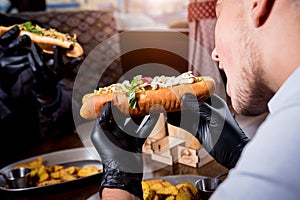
[0,21,84,58]
[80,71,215,120]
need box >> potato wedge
[141,180,199,200]
[175,188,192,200]
[142,181,155,200]
[37,179,61,186]
[37,166,49,183]
[77,166,99,177]
[165,196,176,200]
[50,171,60,179]
[13,157,101,188]
[144,179,164,186]
[64,166,77,175]
[176,182,198,197]
[150,182,164,191]
[59,170,77,182]
[156,185,178,196]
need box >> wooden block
[177,146,200,168]
[151,150,174,165]
[197,147,214,167]
[143,113,167,154]
[148,113,167,140]
[151,136,184,154]
[177,146,214,168]
[167,123,201,150]
[142,138,157,154]
[150,144,179,166]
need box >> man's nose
[211,48,219,61]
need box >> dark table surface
[0,129,228,200]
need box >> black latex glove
[167,94,250,169]
[27,43,83,100]
[91,102,159,199]
[0,26,31,57]
[0,26,31,93]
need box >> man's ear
[251,0,275,27]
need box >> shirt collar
[268,66,300,113]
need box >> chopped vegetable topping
[94,71,201,109]
[17,21,77,42]
[127,75,144,109]
[23,21,43,35]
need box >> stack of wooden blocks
[142,114,213,168]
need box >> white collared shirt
[211,66,300,200]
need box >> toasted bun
[80,93,114,120]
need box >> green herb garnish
[128,88,137,109]
[23,21,43,35]
[127,75,144,109]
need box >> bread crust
[80,93,114,120]
[80,76,215,120]
[0,26,84,58]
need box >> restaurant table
[0,129,228,200]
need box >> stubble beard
[231,22,274,116]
